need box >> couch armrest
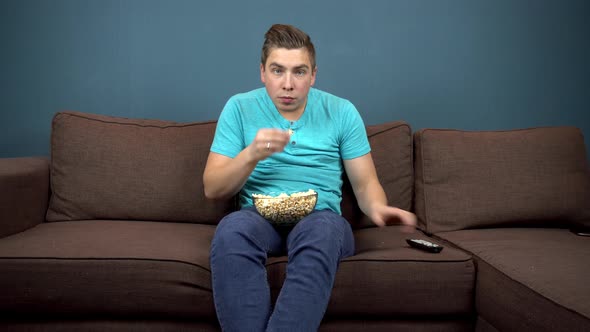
[0,157,49,238]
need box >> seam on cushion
[428,233,479,317]
[416,129,433,234]
[56,111,217,129]
[318,257,472,264]
[338,258,473,264]
[264,259,473,268]
[412,126,580,134]
[0,256,212,273]
[48,113,63,219]
[49,115,56,204]
[263,254,473,266]
[408,125,414,210]
[367,121,409,138]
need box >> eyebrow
[269,62,310,70]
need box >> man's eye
[295,70,306,76]
[273,69,282,75]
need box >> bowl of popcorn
[252,189,318,225]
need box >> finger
[271,133,291,147]
[262,141,281,154]
[258,130,289,148]
[269,135,290,151]
[372,218,386,227]
[262,128,290,139]
[397,210,417,226]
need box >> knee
[211,210,268,255]
[295,210,348,239]
[214,211,249,245]
[288,211,352,255]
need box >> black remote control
[406,239,444,253]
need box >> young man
[204,24,416,332]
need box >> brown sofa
[1,111,588,331]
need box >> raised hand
[249,128,291,161]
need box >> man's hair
[261,24,316,70]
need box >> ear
[260,63,266,84]
[310,66,317,86]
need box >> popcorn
[253,189,317,224]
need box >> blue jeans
[210,208,355,332]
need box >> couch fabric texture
[1,110,588,331]
[438,228,590,331]
[47,112,234,224]
[414,127,590,234]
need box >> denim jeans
[210,208,355,332]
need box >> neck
[279,109,304,121]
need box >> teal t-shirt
[210,87,370,215]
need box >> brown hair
[261,24,316,69]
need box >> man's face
[260,47,317,118]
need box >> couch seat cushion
[0,222,475,321]
[436,228,590,331]
[0,220,217,320]
[267,226,475,318]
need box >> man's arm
[343,153,416,230]
[203,129,290,200]
[203,151,257,200]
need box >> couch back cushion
[342,121,413,229]
[47,111,236,224]
[414,126,590,234]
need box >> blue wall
[1,0,589,157]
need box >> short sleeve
[339,103,370,160]
[210,97,245,158]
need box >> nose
[282,73,294,91]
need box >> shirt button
[291,141,296,145]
